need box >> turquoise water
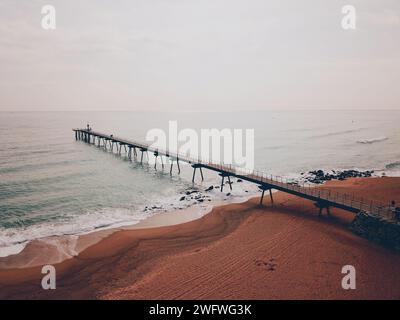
[0,110,399,257]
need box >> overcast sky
[0,0,399,111]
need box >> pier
[73,128,395,221]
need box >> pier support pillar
[258,185,274,206]
[191,164,203,183]
[128,146,132,160]
[169,158,180,175]
[315,201,331,217]
[260,189,265,205]
[140,148,147,164]
[192,167,196,182]
[154,151,159,169]
[219,173,232,192]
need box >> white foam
[0,242,27,258]
[357,136,388,144]
[386,161,400,170]
[0,207,150,258]
[0,180,259,259]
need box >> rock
[186,190,198,195]
[226,193,231,196]
[237,179,243,182]
[205,186,214,191]
[304,169,375,184]
[179,196,185,201]
[350,211,400,251]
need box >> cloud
[0,0,399,111]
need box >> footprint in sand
[255,258,277,272]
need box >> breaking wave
[386,161,400,170]
[310,128,364,139]
[357,136,388,144]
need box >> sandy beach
[0,177,400,300]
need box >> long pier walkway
[73,128,395,221]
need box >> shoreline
[1,177,400,299]
[0,168,394,266]
[0,192,258,269]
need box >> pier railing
[186,157,393,220]
[74,129,396,221]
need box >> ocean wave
[0,207,151,258]
[310,128,364,139]
[357,136,388,144]
[263,145,284,151]
[386,161,400,170]
[0,181,259,260]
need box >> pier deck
[73,128,395,221]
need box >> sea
[1,110,399,258]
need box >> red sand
[1,177,400,300]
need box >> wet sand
[0,204,208,270]
[0,177,400,299]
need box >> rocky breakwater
[303,169,374,184]
[350,211,400,251]
[302,168,400,250]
